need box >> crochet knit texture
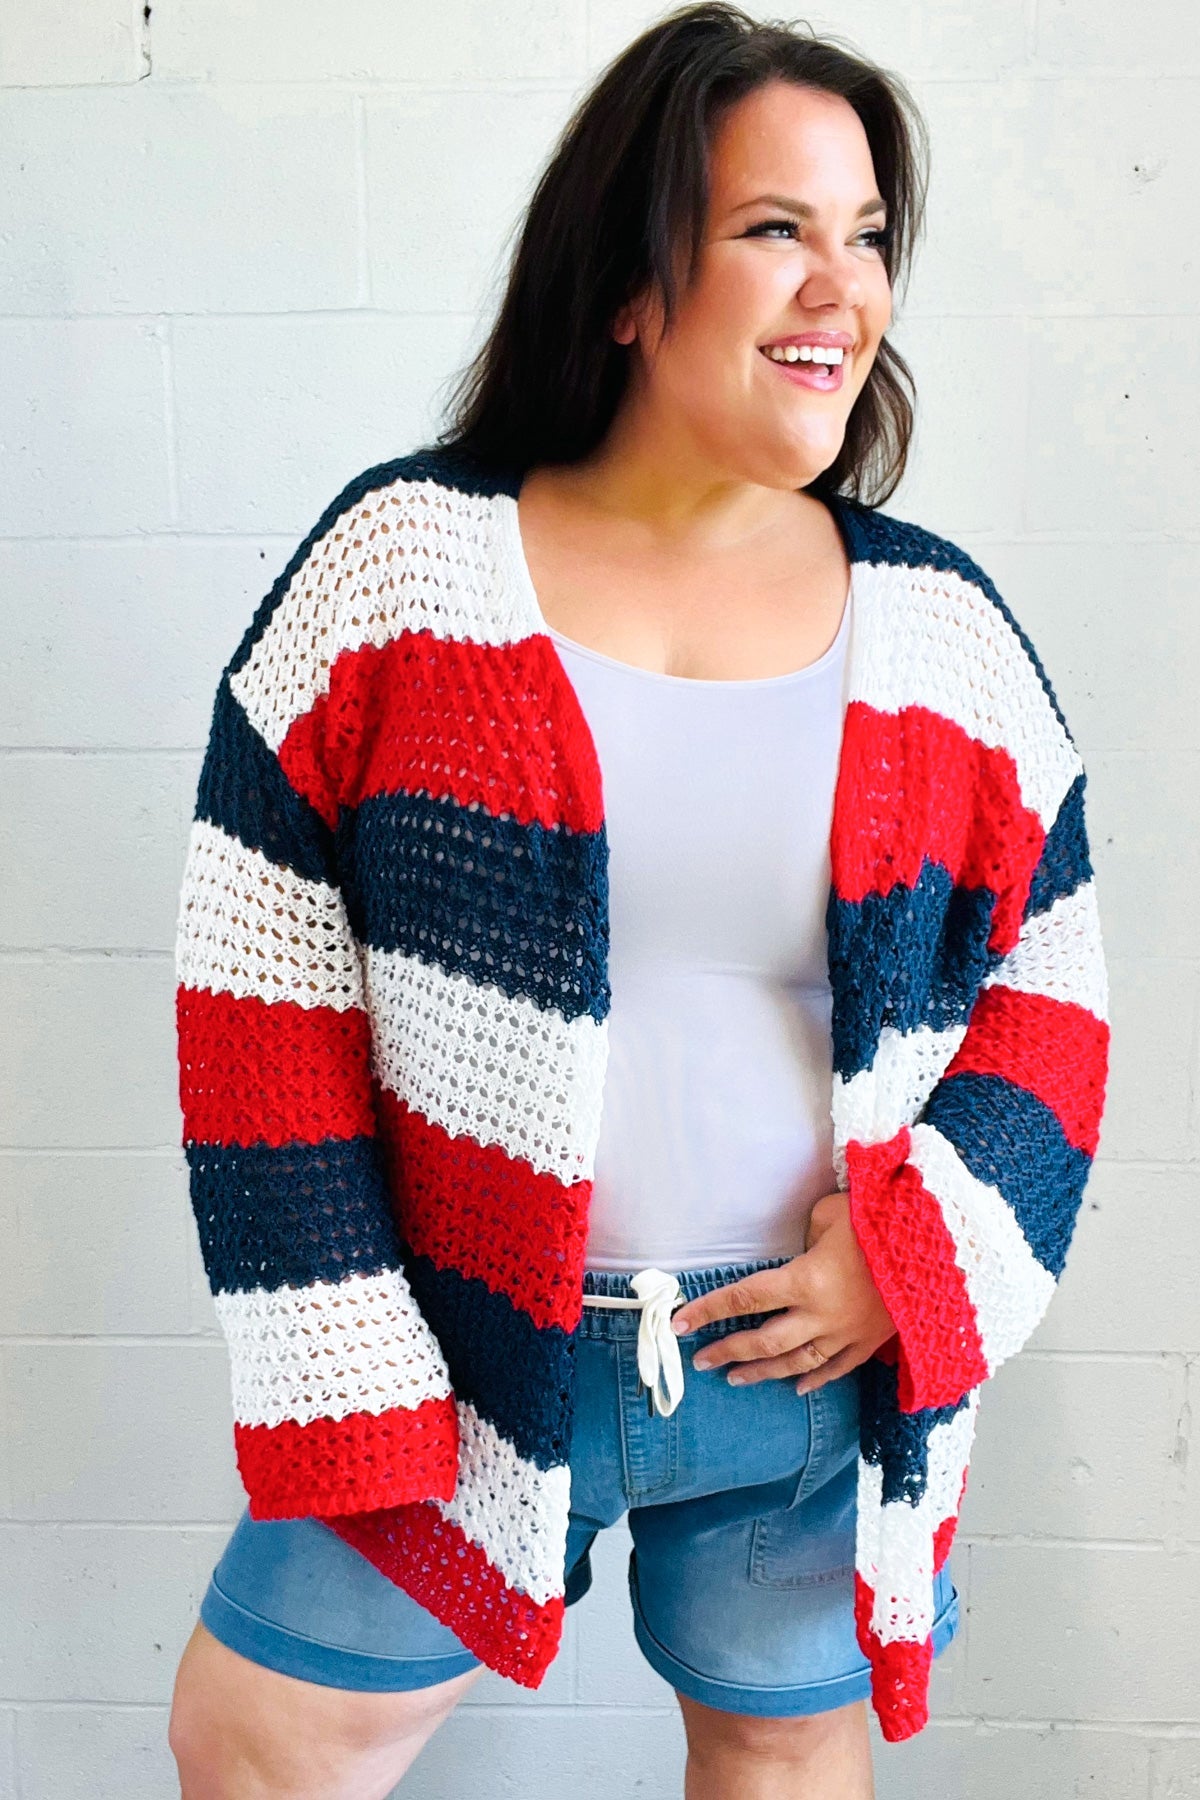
[175,446,1110,1743]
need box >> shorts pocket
[777,1390,817,1514]
[747,1378,860,1589]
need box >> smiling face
[614,79,894,490]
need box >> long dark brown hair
[437,3,929,506]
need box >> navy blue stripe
[826,860,1000,1080]
[337,787,611,1026]
[226,447,520,679]
[414,442,522,500]
[856,1358,973,1506]
[194,676,335,886]
[404,1257,574,1472]
[1025,771,1092,922]
[922,1072,1091,1280]
[185,1137,404,1296]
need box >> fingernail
[692,1352,712,1370]
[671,1315,689,1335]
[727,1370,748,1385]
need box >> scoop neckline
[501,481,855,690]
[544,577,851,687]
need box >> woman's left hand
[668,1191,898,1396]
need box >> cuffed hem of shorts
[199,1577,480,1693]
[628,1573,960,1719]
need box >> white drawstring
[581,1267,687,1416]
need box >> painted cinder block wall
[1,2,1196,1794]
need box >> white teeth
[764,344,846,366]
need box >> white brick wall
[1,0,1195,1794]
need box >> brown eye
[744,219,893,250]
[743,219,800,239]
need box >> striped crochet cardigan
[175,444,1110,1743]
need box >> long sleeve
[845,763,1110,1415]
[174,524,460,1520]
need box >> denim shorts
[200,1257,960,1717]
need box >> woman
[168,6,1109,1797]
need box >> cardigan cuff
[845,1129,990,1413]
[235,1392,460,1521]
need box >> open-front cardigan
[174,444,1110,1743]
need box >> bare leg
[168,1618,484,1799]
[677,1691,874,1800]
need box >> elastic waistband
[577,1257,792,1343]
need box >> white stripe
[229,482,533,755]
[850,561,1083,830]
[854,1456,882,1593]
[434,1401,570,1607]
[175,818,363,1012]
[216,1268,453,1430]
[830,1020,968,1185]
[364,943,610,1184]
[907,1123,1057,1374]
[855,1391,979,1642]
[981,879,1109,1023]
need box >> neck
[539,401,831,554]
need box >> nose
[793,234,868,318]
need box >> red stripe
[830,702,1046,953]
[277,630,604,835]
[846,1129,990,1412]
[325,1500,565,1688]
[238,1394,458,1520]
[945,984,1110,1156]
[853,1572,933,1743]
[374,1086,590,1334]
[176,985,378,1148]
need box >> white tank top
[547,577,854,1272]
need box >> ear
[613,282,666,351]
[611,303,638,347]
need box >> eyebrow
[732,193,888,219]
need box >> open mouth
[759,343,846,391]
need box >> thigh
[626,1369,961,1717]
[200,1508,482,1691]
[169,1617,482,1800]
